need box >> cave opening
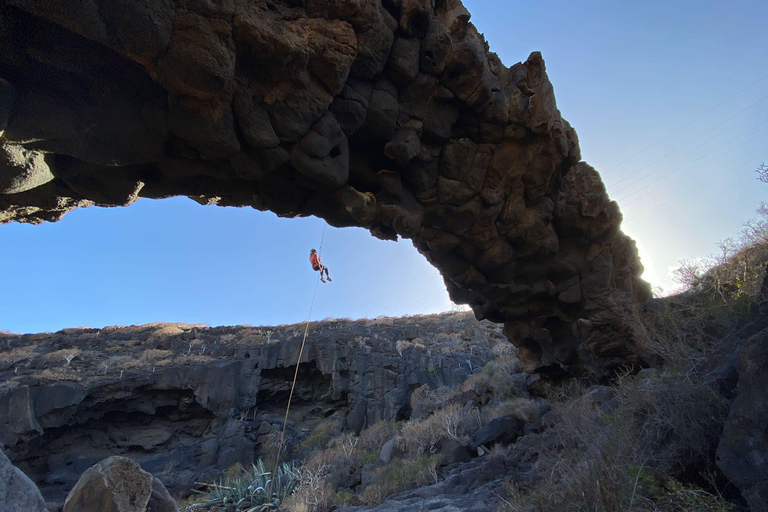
[8,386,217,503]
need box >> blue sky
[1,0,767,333]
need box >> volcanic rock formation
[0,0,651,375]
[1,316,499,501]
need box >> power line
[358,267,441,319]
[608,98,768,193]
[408,284,455,316]
[613,106,768,200]
[615,119,768,205]
[619,125,768,208]
[596,61,762,167]
[600,71,768,178]
[622,149,768,224]
[386,274,446,317]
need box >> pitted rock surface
[62,456,164,512]
[0,0,650,374]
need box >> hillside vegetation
[188,204,768,512]
[3,207,766,512]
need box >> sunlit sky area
[1,0,767,333]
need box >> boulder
[387,37,420,85]
[63,456,154,512]
[717,328,768,512]
[468,415,526,452]
[581,385,615,409]
[379,436,401,463]
[148,478,179,512]
[437,438,471,466]
[0,448,48,512]
[524,409,559,435]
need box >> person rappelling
[309,248,332,283]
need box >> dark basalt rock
[716,321,768,512]
[0,448,48,512]
[468,415,525,452]
[0,316,496,502]
[62,456,178,512]
[0,0,651,376]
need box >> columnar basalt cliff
[0,0,651,375]
[0,316,502,501]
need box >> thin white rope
[268,221,327,502]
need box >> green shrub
[362,455,441,505]
[462,357,521,401]
[653,478,732,512]
[496,373,730,512]
[359,420,400,453]
[299,419,339,451]
[258,429,283,471]
[335,491,359,507]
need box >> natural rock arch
[0,0,651,376]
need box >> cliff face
[0,314,501,501]
[0,0,650,374]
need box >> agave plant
[204,459,299,511]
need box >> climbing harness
[268,223,326,502]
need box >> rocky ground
[2,292,766,511]
[0,312,510,508]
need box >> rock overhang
[0,0,651,376]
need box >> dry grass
[410,384,455,419]
[361,455,440,505]
[398,403,463,456]
[39,368,83,381]
[480,398,539,425]
[175,355,214,365]
[0,346,35,364]
[359,421,400,454]
[140,349,174,361]
[147,325,185,341]
[41,348,83,363]
[497,373,729,512]
[282,464,334,512]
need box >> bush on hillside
[398,403,464,456]
[299,419,340,451]
[362,455,441,505]
[358,420,400,453]
[672,202,768,311]
[497,372,729,512]
[410,384,454,419]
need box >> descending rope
[318,222,326,256]
[268,222,326,503]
